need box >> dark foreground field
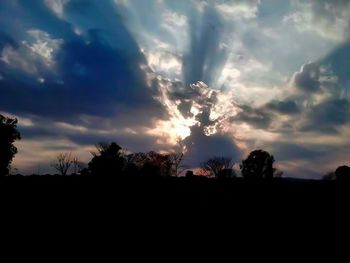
[1,176,349,212]
[1,175,349,249]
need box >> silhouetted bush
[185,170,195,178]
[201,157,236,178]
[88,142,126,177]
[323,171,336,181]
[217,169,236,179]
[124,163,139,177]
[240,150,275,180]
[0,115,21,176]
[335,166,350,182]
[140,162,161,178]
[128,151,172,178]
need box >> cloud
[0,34,164,123]
[183,125,241,166]
[292,62,322,93]
[1,0,350,178]
[0,32,17,50]
[271,142,328,162]
[265,100,300,115]
[216,0,260,20]
[300,98,350,134]
[285,0,350,42]
[45,0,70,19]
[233,105,272,130]
[183,4,228,86]
[0,0,166,125]
[322,41,350,89]
[0,0,170,176]
[26,29,63,66]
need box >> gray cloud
[0,0,166,127]
[287,0,350,41]
[183,4,228,86]
[271,142,328,162]
[233,105,273,130]
[183,125,241,166]
[300,97,350,134]
[265,100,300,115]
[293,62,321,93]
[322,41,350,90]
[2,0,350,178]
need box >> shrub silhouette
[88,142,126,177]
[201,157,236,179]
[0,114,21,176]
[140,162,161,178]
[144,151,172,177]
[130,151,172,178]
[323,171,336,181]
[240,150,275,180]
[217,169,236,179]
[185,170,195,178]
[335,166,350,182]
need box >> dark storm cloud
[183,126,241,166]
[0,0,74,40]
[183,4,228,86]
[300,98,350,134]
[0,32,17,50]
[177,101,193,119]
[293,62,321,93]
[270,143,328,162]
[18,116,161,153]
[0,0,165,127]
[68,132,161,153]
[2,0,350,179]
[265,100,300,115]
[322,41,350,88]
[233,105,273,129]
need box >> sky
[1,0,350,178]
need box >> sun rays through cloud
[1,0,350,178]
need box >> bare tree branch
[51,153,74,176]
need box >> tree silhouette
[240,150,275,180]
[126,152,148,168]
[51,153,74,176]
[72,156,84,175]
[335,166,350,182]
[127,151,173,178]
[201,157,236,179]
[88,142,125,176]
[169,140,187,177]
[185,170,195,178]
[142,151,172,178]
[0,114,21,176]
[323,171,336,181]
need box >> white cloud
[216,0,260,20]
[162,10,188,28]
[26,29,63,67]
[144,50,182,79]
[285,0,350,42]
[1,45,38,74]
[44,0,70,19]
[0,29,63,77]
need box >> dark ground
[1,175,348,212]
[1,175,348,252]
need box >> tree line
[1,114,350,181]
